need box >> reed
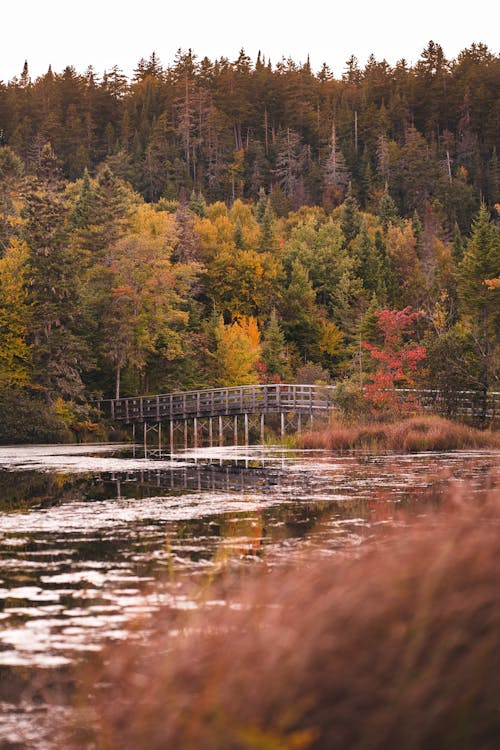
[63,484,500,750]
[301,415,500,452]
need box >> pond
[0,443,498,748]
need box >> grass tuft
[301,415,500,452]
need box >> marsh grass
[63,483,500,750]
[301,415,500,452]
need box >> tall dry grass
[301,414,500,452]
[64,484,500,750]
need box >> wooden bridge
[96,384,333,452]
[95,383,498,453]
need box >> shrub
[0,389,72,444]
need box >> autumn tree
[0,239,31,387]
[97,204,199,398]
[363,307,426,415]
[214,315,262,386]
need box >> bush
[0,389,72,444]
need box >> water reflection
[0,444,498,748]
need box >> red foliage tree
[362,306,426,415]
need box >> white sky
[1,0,499,82]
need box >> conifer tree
[377,187,399,233]
[323,121,350,203]
[458,204,500,395]
[341,184,362,246]
[23,144,87,400]
[261,309,290,381]
[280,259,321,360]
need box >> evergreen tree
[377,187,399,232]
[323,121,350,204]
[341,184,362,246]
[261,309,290,381]
[23,144,87,400]
[457,205,500,395]
[280,259,321,360]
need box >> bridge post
[281,412,285,439]
[132,423,136,457]
[297,412,302,435]
[234,415,238,446]
[169,420,174,454]
[194,417,198,450]
[184,421,188,450]
[244,413,249,446]
[209,417,213,448]
[261,414,265,445]
[158,422,162,456]
[143,421,147,458]
[219,416,223,447]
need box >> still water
[0,443,498,748]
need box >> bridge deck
[95,384,498,425]
[97,384,336,424]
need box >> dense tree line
[0,43,498,438]
[0,42,498,225]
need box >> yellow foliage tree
[98,204,201,397]
[0,240,31,387]
[214,316,262,386]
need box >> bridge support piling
[143,422,147,458]
[234,415,238,446]
[297,413,302,435]
[158,422,162,457]
[209,417,213,448]
[193,417,198,450]
[261,414,265,445]
[132,423,136,457]
[170,421,174,454]
[281,412,285,439]
[244,413,249,446]
[184,421,188,451]
[219,416,223,447]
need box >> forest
[0,41,498,439]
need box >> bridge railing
[96,384,337,424]
[94,384,498,425]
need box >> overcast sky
[2,0,498,82]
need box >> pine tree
[23,144,87,400]
[458,204,500,394]
[377,187,399,233]
[274,128,306,208]
[262,309,290,381]
[341,184,362,246]
[323,121,350,204]
[280,259,321,360]
[188,190,207,217]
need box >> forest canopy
[0,42,498,438]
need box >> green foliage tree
[261,310,290,382]
[457,205,500,395]
[23,144,87,400]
